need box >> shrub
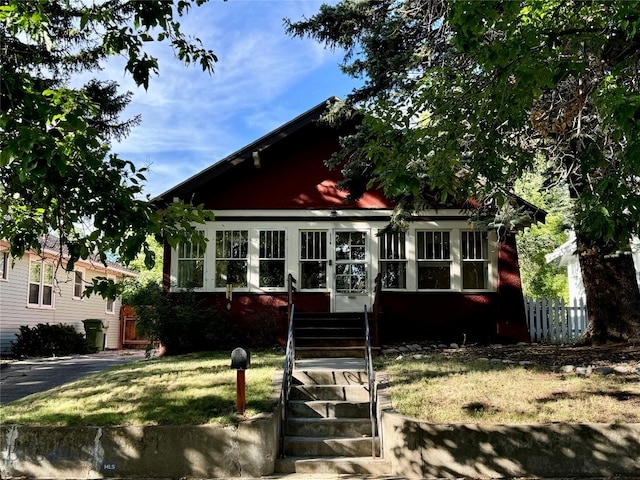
[11,323,91,358]
[126,281,244,355]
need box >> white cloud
[97,0,359,196]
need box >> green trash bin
[83,319,109,351]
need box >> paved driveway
[0,350,146,405]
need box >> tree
[1,0,215,298]
[286,0,640,344]
[515,159,571,301]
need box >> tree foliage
[288,0,640,343]
[1,0,216,297]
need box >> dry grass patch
[381,357,640,424]
[0,350,283,427]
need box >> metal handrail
[279,303,295,458]
[364,305,377,458]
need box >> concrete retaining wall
[381,411,640,479]
[1,411,281,479]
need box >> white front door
[333,230,371,312]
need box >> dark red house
[158,99,544,346]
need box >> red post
[236,369,246,415]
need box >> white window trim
[27,256,56,309]
[0,250,8,281]
[169,220,499,294]
[255,229,288,292]
[416,229,453,291]
[72,267,85,300]
[105,274,116,314]
[460,229,497,292]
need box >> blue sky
[104,0,361,198]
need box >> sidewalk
[0,349,146,405]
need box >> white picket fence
[524,297,588,344]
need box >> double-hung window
[28,259,54,307]
[0,251,8,280]
[259,230,286,288]
[462,231,489,289]
[300,231,327,289]
[215,230,248,287]
[73,269,84,299]
[177,239,205,288]
[417,231,451,289]
[105,275,116,314]
[379,231,406,289]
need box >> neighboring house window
[417,231,451,289]
[73,269,84,299]
[105,275,116,314]
[215,230,248,287]
[462,231,489,289]
[259,230,286,288]
[0,251,7,280]
[300,230,327,289]
[28,259,55,307]
[177,239,205,288]
[379,231,406,289]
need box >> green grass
[0,350,283,427]
[378,356,640,424]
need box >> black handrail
[364,305,377,458]
[279,303,295,458]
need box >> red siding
[204,139,391,210]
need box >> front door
[333,230,370,312]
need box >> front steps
[275,359,391,476]
[294,313,366,358]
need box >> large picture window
[462,231,489,289]
[28,259,54,307]
[177,239,205,288]
[300,230,327,289]
[216,230,248,287]
[259,230,285,288]
[379,231,406,289]
[417,231,451,289]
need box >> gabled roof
[157,97,343,206]
[0,235,137,277]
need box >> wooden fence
[524,297,587,344]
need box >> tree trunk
[576,234,640,345]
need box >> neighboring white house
[546,232,640,304]
[0,236,137,355]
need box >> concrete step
[296,346,366,358]
[289,384,370,402]
[275,456,392,475]
[285,417,372,437]
[295,326,364,336]
[283,436,378,457]
[293,370,367,386]
[296,337,365,348]
[287,400,369,418]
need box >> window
[379,231,406,289]
[177,239,205,288]
[300,231,327,289]
[462,231,489,289]
[0,251,7,280]
[73,269,84,299]
[28,259,54,307]
[259,230,285,288]
[417,231,451,289]
[215,230,248,287]
[106,275,115,314]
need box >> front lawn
[0,350,283,427]
[380,352,640,424]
